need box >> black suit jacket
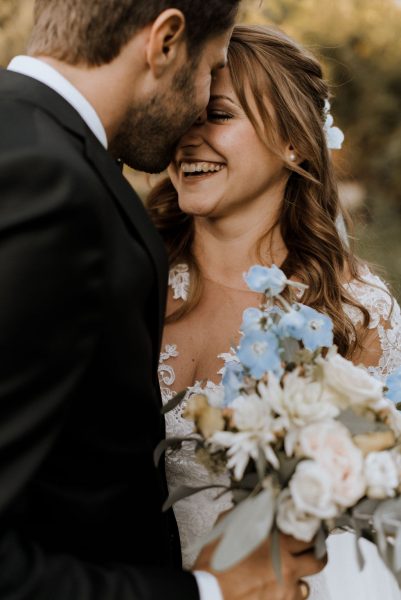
[0,69,199,600]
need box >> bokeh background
[1,0,401,297]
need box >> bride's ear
[145,9,187,79]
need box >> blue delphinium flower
[297,305,333,351]
[385,367,401,407]
[222,361,245,405]
[277,304,333,351]
[244,265,287,296]
[276,308,306,340]
[237,329,280,379]
[240,307,266,333]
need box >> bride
[148,24,401,599]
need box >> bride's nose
[179,110,208,148]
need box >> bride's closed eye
[207,110,233,122]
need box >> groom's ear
[146,9,187,79]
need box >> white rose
[298,421,366,508]
[290,460,337,519]
[364,451,399,499]
[318,353,384,409]
[273,369,339,427]
[276,489,321,543]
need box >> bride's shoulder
[344,264,400,329]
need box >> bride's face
[168,66,289,220]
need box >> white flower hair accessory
[323,99,344,150]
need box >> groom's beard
[110,64,200,174]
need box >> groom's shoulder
[0,70,88,165]
[0,94,101,199]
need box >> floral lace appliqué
[168,263,190,301]
[343,267,401,378]
[158,344,179,405]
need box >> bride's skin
[164,66,298,389]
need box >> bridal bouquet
[156,265,401,585]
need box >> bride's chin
[178,200,216,217]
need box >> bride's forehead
[210,66,235,95]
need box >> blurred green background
[2,0,401,297]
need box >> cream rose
[290,460,337,519]
[277,489,321,542]
[272,369,339,427]
[318,353,384,409]
[297,421,366,508]
[364,451,399,499]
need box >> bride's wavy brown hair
[147,24,370,358]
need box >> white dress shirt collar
[8,55,108,149]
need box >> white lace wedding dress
[159,264,401,599]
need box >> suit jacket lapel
[84,138,168,351]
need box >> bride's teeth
[181,161,225,174]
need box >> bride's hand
[193,533,327,600]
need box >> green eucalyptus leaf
[351,517,366,570]
[314,526,328,560]
[277,452,302,487]
[373,496,401,577]
[211,485,275,571]
[153,436,199,466]
[337,409,390,435]
[271,526,282,583]
[394,525,401,573]
[161,389,187,415]
[281,338,299,364]
[231,489,251,503]
[162,483,229,511]
[333,514,353,530]
[238,473,260,490]
[256,445,267,482]
[187,505,240,559]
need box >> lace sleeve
[344,269,401,379]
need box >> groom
[0,1,325,599]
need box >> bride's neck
[192,213,287,289]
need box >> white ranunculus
[278,369,339,427]
[231,394,273,431]
[290,460,337,519]
[297,421,366,508]
[276,489,321,543]
[364,451,399,499]
[318,353,384,409]
[258,374,284,414]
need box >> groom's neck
[32,33,146,142]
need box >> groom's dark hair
[28,0,240,66]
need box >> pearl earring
[290,152,297,162]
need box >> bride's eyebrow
[209,94,239,107]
